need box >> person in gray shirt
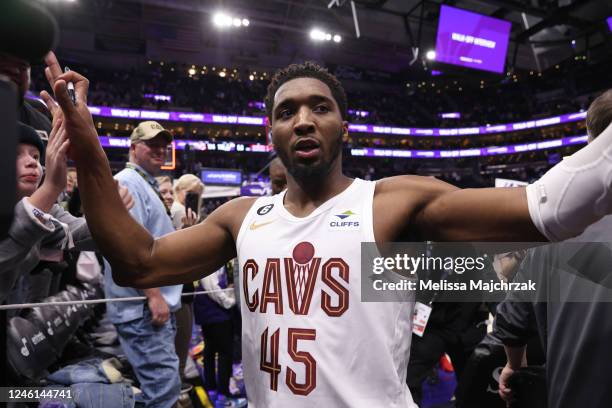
[1,121,132,305]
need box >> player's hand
[116,181,134,210]
[147,295,170,327]
[181,208,198,229]
[498,363,516,407]
[40,51,99,162]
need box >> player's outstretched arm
[374,176,545,242]
[118,198,254,288]
[423,124,612,241]
[42,52,249,288]
[399,120,612,242]
[416,184,546,241]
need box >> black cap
[0,0,59,64]
[18,121,45,156]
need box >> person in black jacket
[496,89,612,408]
[407,243,496,405]
[0,0,58,142]
[0,51,51,141]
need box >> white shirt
[236,179,417,408]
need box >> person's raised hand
[181,208,198,229]
[28,118,71,212]
[41,118,70,197]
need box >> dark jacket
[193,268,235,325]
[494,216,612,408]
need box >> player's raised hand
[41,51,99,162]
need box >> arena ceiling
[50,0,612,76]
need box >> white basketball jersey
[236,178,417,408]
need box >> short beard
[276,129,343,184]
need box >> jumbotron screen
[434,5,512,74]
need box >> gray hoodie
[0,198,94,304]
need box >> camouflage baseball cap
[130,121,173,143]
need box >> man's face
[271,77,347,182]
[0,53,31,99]
[16,143,42,199]
[66,170,77,194]
[130,135,169,175]
[269,163,287,195]
[158,181,174,210]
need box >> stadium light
[310,28,342,43]
[188,68,196,76]
[426,50,436,60]
[213,12,250,28]
[213,13,232,27]
[310,29,326,41]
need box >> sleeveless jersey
[236,178,417,408]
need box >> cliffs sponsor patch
[328,210,360,230]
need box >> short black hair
[265,61,348,123]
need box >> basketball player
[42,52,612,407]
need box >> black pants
[175,302,194,380]
[407,325,485,404]
[201,320,234,396]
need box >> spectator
[156,175,175,210]
[59,167,77,210]
[406,243,495,406]
[29,54,607,129]
[1,122,131,304]
[268,157,287,195]
[104,121,183,408]
[162,174,201,386]
[496,89,612,408]
[0,52,51,142]
[65,167,78,197]
[170,174,203,230]
[194,266,244,407]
